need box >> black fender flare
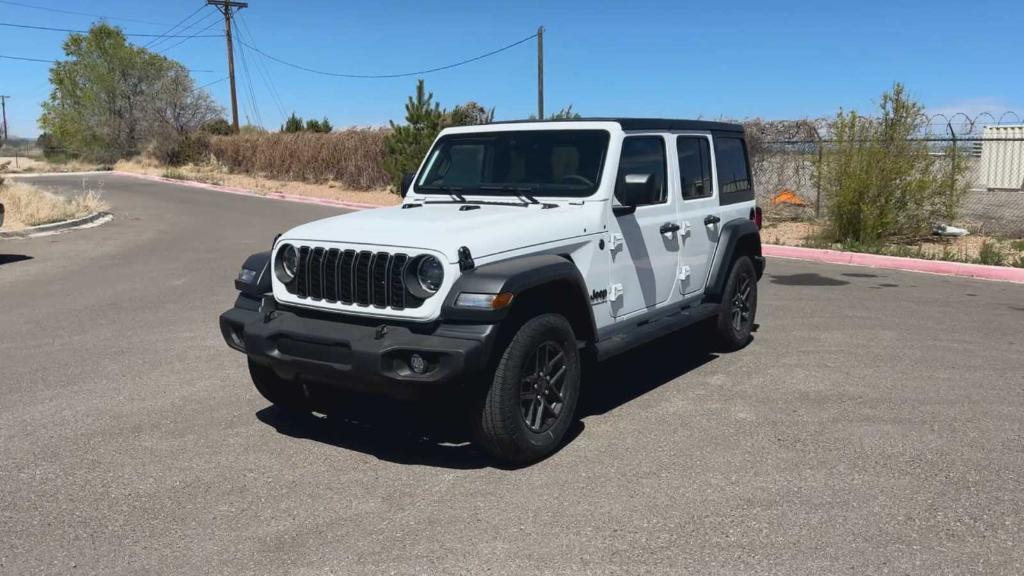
[704,219,763,302]
[441,254,597,339]
[234,251,273,296]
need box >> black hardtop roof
[485,117,744,133]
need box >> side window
[677,136,713,200]
[714,137,752,196]
[615,136,666,206]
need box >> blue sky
[1,0,1022,137]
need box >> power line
[144,5,209,48]
[157,17,222,53]
[0,53,52,63]
[235,13,287,121]
[0,53,217,73]
[198,76,229,90]
[234,31,262,127]
[238,31,538,79]
[0,20,221,38]
[0,0,169,26]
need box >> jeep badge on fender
[219,118,765,465]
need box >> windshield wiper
[478,185,540,205]
[416,184,465,201]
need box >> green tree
[383,80,446,191]
[529,104,581,120]
[39,23,219,162]
[304,117,333,133]
[446,101,494,126]
[282,113,304,133]
[819,83,964,243]
[201,118,232,135]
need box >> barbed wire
[746,112,1022,143]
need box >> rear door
[674,134,720,295]
[609,135,680,318]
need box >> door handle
[660,222,681,234]
[704,214,721,226]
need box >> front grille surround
[282,244,426,310]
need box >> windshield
[415,129,610,197]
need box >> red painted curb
[764,244,1024,284]
[111,171,388,211]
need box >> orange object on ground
[771,189,808,207]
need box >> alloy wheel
[519,341,568,433]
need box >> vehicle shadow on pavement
[579,327,720,418]
[255,327,727,469]
[0,254,33,266]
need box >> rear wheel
[248,359,308,410]
[713,255,758,351]
[473,314,581,465]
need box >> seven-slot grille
[286,246,420,309]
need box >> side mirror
[613,173,653,216]
[400,172,416,198]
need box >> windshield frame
[413,128,611,198]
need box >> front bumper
[219,294,497,400]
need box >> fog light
[409,353,428,374]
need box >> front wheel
[713,255,758,351]
[472,314,581,465]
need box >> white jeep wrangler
[221,118,764,464]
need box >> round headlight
[416,255,444,294]
[276,244,298,283]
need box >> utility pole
[536,26,544,120]
[207,1,247,133]
[0,95,9,143]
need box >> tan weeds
[0,181,108,230]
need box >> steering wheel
[559,174,593,187]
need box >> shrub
[209,129,390,189]
[148,131,211,166]
[818,83,965,244]
[977,241,1005,266]
[201,118,233,135]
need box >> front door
[674,134,720,295]
[609,135,680,318]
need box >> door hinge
[608,283,623,302]
[678,266,691,282]
[681,220,691,236]
[609,233,624,252]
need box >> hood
[282,201,599,262]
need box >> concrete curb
[763,244,1024,284]
[9,170,387,211]
[0,211,112,239]
[110,171,385,211]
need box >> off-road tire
[473,314,581,465]
[713,255,758,351]
[248,359,308,410]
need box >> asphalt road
[2,174,1023,575]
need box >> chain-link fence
[749,114,1024,241]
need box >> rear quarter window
[714,136,754,205]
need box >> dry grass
[0,180,108,230]
[115,158,400,207]
[0,155,108,174]
[208,129,390,190]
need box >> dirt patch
[0,180,108,230]
[763,220,1024,266]
[115,159,401,207]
